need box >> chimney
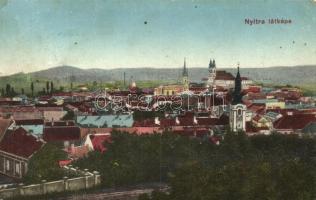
[175,117,180,125]
[193,116,198,125]
[154,117,160,125]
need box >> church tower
[207,59,216,88]
[229,63,247,132]
[182,58,189,91]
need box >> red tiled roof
[0,118,12,141]
[246,86,262,93]
[133,119,158,127]
[43,126,80,142]
[160,118,176,127]
[246,92,266,100]
[247,104,265,114]
[180,111,195,118]
[189,87,206,93]
[273,114,316,130]
[15,119,44,125]
[196,117,218,126]
[215,70,235,80]
[59,159,73,167]
[178,117,194,126]
[0,127,44,158]
[90,134,111,153]
[67,145,89,158]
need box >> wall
[0,166,101,199]
[0,150,27,179]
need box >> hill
[0,65,316,94]
[28,65,316,85]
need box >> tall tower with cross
[229,62,247,132]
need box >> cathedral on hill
[154,58,253,96]
[205,59,253,90]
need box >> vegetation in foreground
[73,131,316,200]
[22,143,69,184]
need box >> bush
[23,143,68,184]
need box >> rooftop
[274,114,316,130]
[0,127,44,158]
[43,126,81,142]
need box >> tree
[31,82,34,97]
[62,110,75,120]
[138,194,150,200]
[92,81,98,89]
[23,143,68,184]
[50,81,54,94]
[69,75,76,91]
[46,81,50,94]
[73,131,316,199]
[10,87,15,96]
[5,84,11,96]
[21,88,24,95]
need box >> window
[237,109,242,116]
[15,163,20,175]
[6,160,10,171]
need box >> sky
[0,0,315,75]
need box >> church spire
[209,58,216,69]
[182,57,188,77]
[232,62,242,105]
[236,62,241,80]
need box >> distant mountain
[225,65,316,85]
[2,65,316,86]
[30,66,112,83]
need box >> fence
[0,166,101,199]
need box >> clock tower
[229,63,247,132]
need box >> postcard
[0,0,315,199]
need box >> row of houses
[0,79,315,180]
